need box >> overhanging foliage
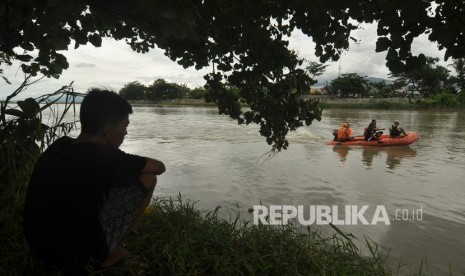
[1,0,465,149]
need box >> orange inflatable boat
[327,132,420,147]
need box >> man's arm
[142,157,166,175]
[400,127,408,136]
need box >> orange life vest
[337,127,351,139]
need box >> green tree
[189,87,207,99]
[2,1,465,149]
[390,57,450,97]
[330,73,369,98]
[449,58,465,92]
[0,53,12,84]
[305,61,328,85]
[368,81,396,98]
[119,81,147,100]
[177,84,191,99]
[147,79,190,101]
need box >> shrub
[430,92,459,107]
[0,77,81,274]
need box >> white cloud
[288,22,450,85]
[0,23,451,99]
[75,63,96,68]
[1,39,210,99]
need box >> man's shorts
[98,182,147,255]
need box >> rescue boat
[327,132,420,147]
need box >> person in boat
[389,120,408,137]
[23,89,166,273]
[364,119,385,141]
[337,122,354,142]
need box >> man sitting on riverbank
[23,89,165,272]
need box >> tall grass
[0,77,81,217]
[120,195,392,275]
[320,94,465,110]
[0,194,448,275]
[0,77,83,275]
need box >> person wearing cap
[364,119,385,141]
[389,120,408,137]
[337,122,354,142]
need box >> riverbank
[129,94,465,110]
[314,96,418,109]
[128,98,216,107]
[129,97,412,109]
[0,196,391,275]
[306,94,465,110]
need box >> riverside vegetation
[117,77,465,110]
[317,92,465,110]
[157,92,465,110]
[0,82,448,275]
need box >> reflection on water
[332,146,352,162]
[333,146,417,170]
[363,146,417,170]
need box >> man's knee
[139,174,157,191]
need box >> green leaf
[16,54,33,62]
[73,30,88,45]
[0,6,6,17]
[17,98,40,117]
[20,42,35,51]
[47,37,69,51]
[158,7,178,20]
[4,109,24,118]
[375,37,391,52]
[88,33,102,47]
[46,0,59,7]
[55,53,69,69]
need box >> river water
[69,105,465,274]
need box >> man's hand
[142,158,166,175]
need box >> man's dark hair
[80,88,133,134]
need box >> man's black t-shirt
[23,136,146,269]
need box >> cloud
[0,23,451,99]
[289,22,452,85]
[75,63,96,68]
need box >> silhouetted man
[24,89,165,272]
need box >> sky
[0,23,450,100]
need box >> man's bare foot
[101,246,130,268]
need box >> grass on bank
[320,93,465,110]
[1,195,393,275]
[125,196,392,275]
[133,93,465,110]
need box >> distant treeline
[119,79,207,101]
[322,57,465,100]
[120,55,465,108]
